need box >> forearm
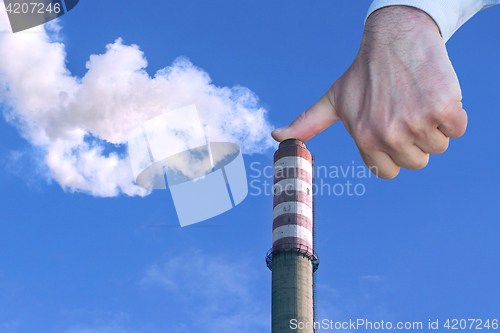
[366,0,500,42]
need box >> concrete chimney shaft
[267,139,318,333]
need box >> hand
[271,6,467,179]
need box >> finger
[358,148,400,179]
[389,144,430,170]
[271,93,341,142]
[437,104,468,139]
[415,127,450,155]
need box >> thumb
[271,92,340,142]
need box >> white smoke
[0,3,275,197]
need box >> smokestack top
[274,138,311,163]
[279,138,307,149]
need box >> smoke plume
[0,3,275,197]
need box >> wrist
[365,6,441,41]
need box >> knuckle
[407,118,426,137]
[425,97,468,138]
[353,128,377,151]
[443,110,467,138]
[379,126,402,149]
[355,135,373,150]
[432,96,459,119]
[408,155,429,170]
[441,108,461,123]
[433,142,449,155]
[426,136,449,155]
[380,167,400,180]
[455,116,468,137]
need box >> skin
[271,6,468,179]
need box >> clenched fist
[272,6,467,179]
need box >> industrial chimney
[266,138,319,333]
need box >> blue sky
[0,1,499,332]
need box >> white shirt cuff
[365,0,498,43]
